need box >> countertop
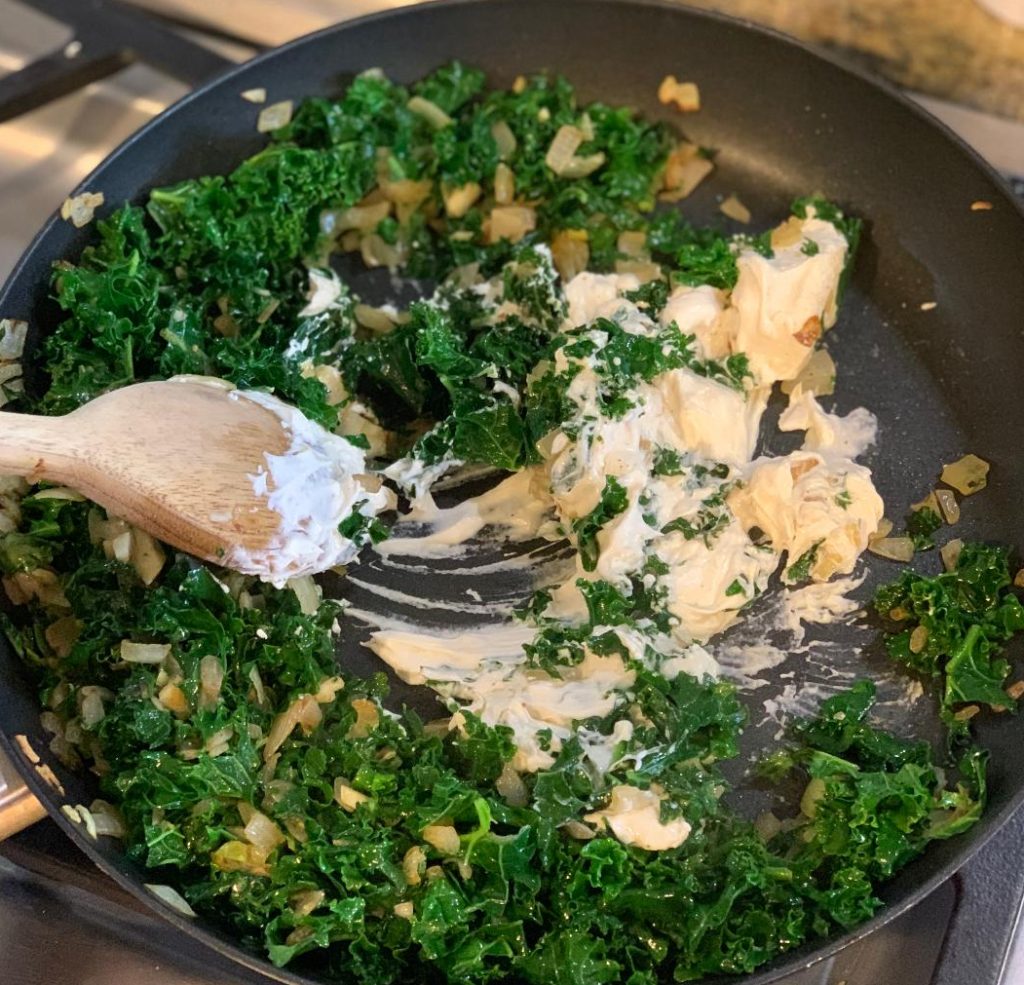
[124,0,1024,121]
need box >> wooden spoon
[0,379,299,575]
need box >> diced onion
[211,840,269,876]
[867,536,915,562]
[545,125,584,174]
[249,665,267,706]
[346,697,380,738]
[403,845,426,886]
[936,488,960,524]
[379,177,432,206]
[558,152,606,179]
[561,820,596,841]
[109,531,132,563]
[240,803,286,854]
[658,76,700,112]
[940,454,989,496]
[869,517,894,543]
[291,889,324,916]
[912,490,940,515]
[770,216,804,249]
[941,538,964,572]
[616,230,648,258]
[550,229,589,281]
[354,304,397,334]
[442,182,482,218]
[120,641,171,664]
[800,777,826,818]
[407,96,452,129]
[287,575,321,615]
[130,528,165,586]
[754,811,782,842]
[359,233,405,271]
[198,655,224,711]
[486,206,536,244]
[909,625,930,654]
[145,883,197,916]
[158,682,189,717]
[493,163,515,205]
[614,259,662,283]
[79,685,106,728]
[313,676,345,704]
[490,120,517,160]
[495,762,528,807]
[719,194,751,224]
[257,100,293,133]
[283,816,308,843]
[334,778,370,812]
[660,144,714,202]
[264,694,322,762]
[60,192,104,228]
[336,200,391,232]
[205,727,234,758]
[422,824,460,855]
[89,799,126,838]
[45,616,81,658]
[0,319,28,360]
[31,487,84,502]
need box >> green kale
[766,681,986,888]
[907,506,942,551]
[572,477,629,572]
[661,499,730,546]
[651,447,685,476]
[785,541,821,584]
[622,279,670,314]
[874,542,1024,735]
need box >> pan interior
[1,3,1022,984]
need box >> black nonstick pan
[1,1,1023,983]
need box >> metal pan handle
[0,0,240,124]
[0,746,45,840]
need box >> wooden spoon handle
[0,411,76,482]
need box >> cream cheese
[584,785,691,850]
[728,216,848,385]
[225,388,395,587]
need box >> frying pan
[2,1,1023,982]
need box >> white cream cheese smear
[226,388,395,587]
[329,213,885,851]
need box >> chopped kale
[907,506,942,551]
[572,477,629,572]
[785,541,821,584]
[874,543,1024,737]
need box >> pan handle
[0,0,244,124]
[0,746,45,841]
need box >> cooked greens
[0,492,987,982]
[875,542,1024,737]
[0,61,1009,985]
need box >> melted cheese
[728,217,847,385]
[584,785,691,850]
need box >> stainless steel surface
[0,746,44,840]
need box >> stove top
[1,2,1023,984]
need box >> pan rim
[1,2,1022,983]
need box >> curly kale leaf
[572,477,629,572]
[906,506,942,551]
[874,543,1024,732]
